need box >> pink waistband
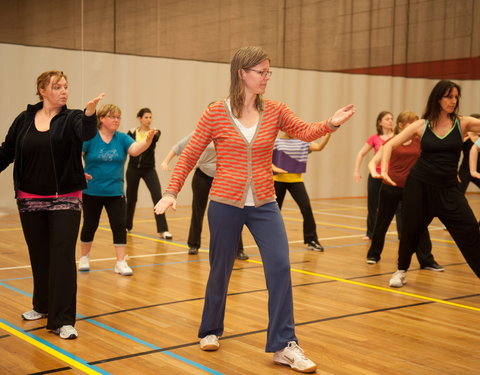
[17,190,83,199]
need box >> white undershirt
[226,99,258,206]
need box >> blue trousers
[198,201,297,352]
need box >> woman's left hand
[85,93,105,116]
[330,104,356,127]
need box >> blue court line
[0,282,223,374]
[0,318,110,375]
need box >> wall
[0,43,478,213]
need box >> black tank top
[409,118,462,187]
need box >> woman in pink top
[353,111,394,239]
[365,111,442,271]
[155,46,356,373]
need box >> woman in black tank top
[380,80,480,288]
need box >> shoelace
[287,342,308,361]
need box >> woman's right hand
[160,161,171,171]
[381,172,396,186]
[353,171,362,183]
[154,196,176,214]
[370,171,382,179]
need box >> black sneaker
[366,257,378,264]
[236,252,249,260]
[307,241,324,252]
[188,247,199,255]
[421,262,444,272]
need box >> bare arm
[381,120,424,185]
[462,116,480,134]
[85,93,105,116]
[368,147,383,178]
[470,143,480,179]
[128,129,155,156]
[272,163,288,174]
[160,149,178,171]
[309,133,331,152]
[353,143,373,183]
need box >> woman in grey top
[161,132,248,259]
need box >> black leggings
[274,181,318,244]
[367,183,434,266]
[125,167,168,232]
[80,194,127,245]
[398,176,480,276]
[19,208,80,330]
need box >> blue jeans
[198,201,297,352]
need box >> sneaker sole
[307,247,324,252]
[274,360,317,373]
[22,314,47,321]
[422,267,445,272]
[366,260,377,264]
[200,344,219,351]
[389,281,406,288]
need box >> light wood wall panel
[0,0,477,75]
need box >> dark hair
[423,80,461,122]
[375,111,392,135]
[470,113,480,119]
[137,108,152,118]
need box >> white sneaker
[78,255,90,271]
[199,334,219,351]
[115,260,133,276]
[389,270,407,288]
[22,310,47,320]
[52,325,78,339]
[159,231,173,239]
[273,341,317,373]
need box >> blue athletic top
[82,131,135,196]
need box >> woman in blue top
[79,104,154,276]
[382,80,480,288]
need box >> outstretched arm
[160,149,178,171]
[85,93,105,116]
[128,129,155,156]
[381,120,423,185]
[309,133,331,152]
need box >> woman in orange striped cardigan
[155,46,355,373]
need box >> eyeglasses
[107,115,121,120]
[245,68,273,78]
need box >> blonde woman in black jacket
[0,70,104,339]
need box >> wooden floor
[1,195,480,375]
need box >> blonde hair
[36,71,67,100]
[395,111,418,134]
[97,104,121,128]
[229,46,270,118]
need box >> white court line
[0,223,449,271]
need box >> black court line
[29,292,480,374]
[8,261,468,335]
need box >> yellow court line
[0,321,103,374]
[246,259,480,312]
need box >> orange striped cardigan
[165,99,336,208]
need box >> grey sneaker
[22,310,47,320]
[52,325,78,339]
[199,334,219,351]
[273,341,317,373]
[389,270,407,287]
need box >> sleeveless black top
[409,118,462,187]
